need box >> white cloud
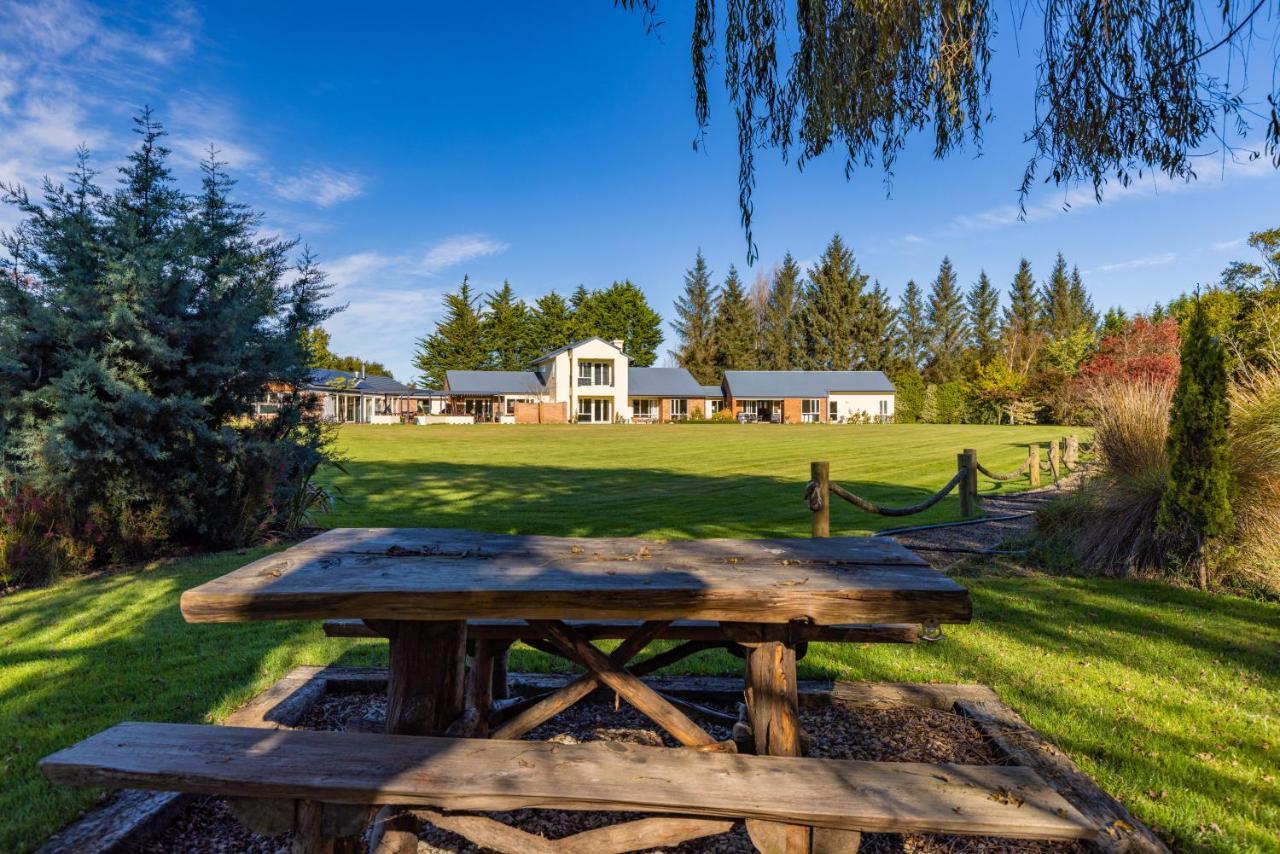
[319,235,509,379]
[1091,252,1178,274]
[947,151,1278,237]
[1212,237,1247,251]
[416,234,509,275]
[271,167,365,207]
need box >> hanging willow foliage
[619,0,1280,262]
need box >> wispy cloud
[416,234,509,275]
[270,167,365,207]
[318,235,510,378]
[1091,252,1178,274]
[944,151,1278,238]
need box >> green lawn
[323,422,1075,536]
[3,424,1278,853]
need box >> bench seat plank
[41,723,1095,841]
[322,618,920,644]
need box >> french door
[577,398,612,423]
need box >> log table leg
[726,623,814,854]
[364,619,468,854]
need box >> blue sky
[2,1,1277,381]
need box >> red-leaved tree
[1078,317,1181,389]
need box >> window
[254,390,286,416]
[879,399,889,416]
[632,398,656,419]
[577,397,612,423]
[578,360,613,387]
[669,399,688,420]
[740,399,783,421]
[801,399,823,423]
[506,396,536,415]
[708,400,722,414]
[829,399,839,422]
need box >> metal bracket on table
[921,618,943,643]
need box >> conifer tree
[858,281,898,370]
[895,279,929,372]
[303,328,394,377]
[671,250,720,383]
[712,266,757,372]
[801,234,866,369]
[1157,297,1234,589]
[966,271,1000,364]
[1041,253,1076,340]
[924,257,967,381]
[759,253,804,370]
[529,291,573,353]
[1069,266,1098,333]
[0,112,333,555]
[483,280,532,370]
[1001,258,1042,375]
[414,276,489,387]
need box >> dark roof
[445,370,548,395]
[700,384,724,399]
[723,370,896,398]
[627,367,705,397]
[305,368,424,395]
[530,337,629,364]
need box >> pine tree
[0,112,333,557]
[858,281,898,370]
[712,266,757,372]
[1041,253,1076,340]
[528,291,573,353]
[759,253,804,370]
[801,234,866,369]
[414,276,489,387]
[966,271,1000,364]
[925,257,967,382]
[1069,266,1098,333]
[1001,258,1042,375]
[483,280,532,370]
[895,280,929,372]
[1157,297,1234,589]
[671,250,720,383]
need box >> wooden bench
[41,722,1096,854]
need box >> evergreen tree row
[414,278,664,388]
[672,235,1101,423]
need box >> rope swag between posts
[804,436,1083,529]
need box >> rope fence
[805,435,1084,535]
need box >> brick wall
[512,402,567,424]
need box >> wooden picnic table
[181,527,973,851]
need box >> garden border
[37,665,1167,854]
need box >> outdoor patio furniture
[42,527,1096,853]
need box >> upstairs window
[578,360,613,387]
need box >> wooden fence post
[1028,444,1040,488]
[957,451,975,517]
[964,448,979,506]
[810,461,830,538]
[1065,435,1079,468]
[1048,441,1061,482]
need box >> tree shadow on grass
[321,458,968,539]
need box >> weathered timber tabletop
[180,527,972,626]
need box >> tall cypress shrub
[1156,297,1234,588]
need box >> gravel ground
[885,472,1084,570]
[139,692,1085,853]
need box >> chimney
[359,362,366,380]
[611,339,625,352]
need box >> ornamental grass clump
[1036,379,1173,577]
[1038,303,1280,596]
